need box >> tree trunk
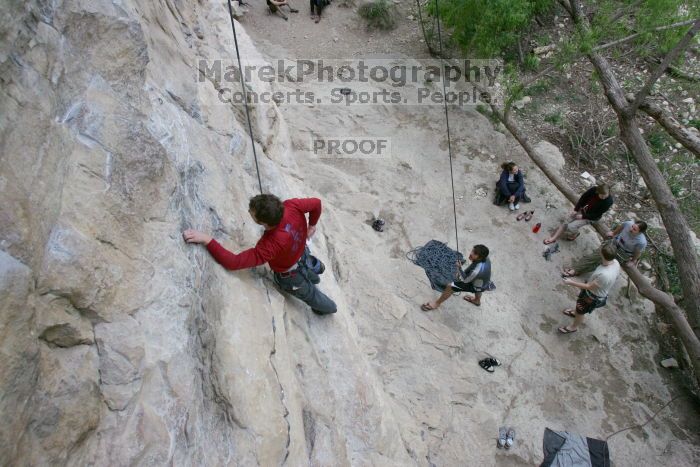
[615,119,700,329]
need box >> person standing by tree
[183,194,337,315]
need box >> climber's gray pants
[273,250,337,315]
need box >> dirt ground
[237,3,700,465]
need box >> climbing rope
[225,0,263,194]
[602,394,687,467]
[433,0,460,253]
[407,240,465,291]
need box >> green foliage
[591,0,700,57]
[526,78,552,96]
[647,130,668,155]
[476,103,489,115]
[523,54,540,71]
[426,0,554,56]
[603,123,617,138]
[544,111,564,126]
[358,0,396,30]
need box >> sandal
[523,210,534,221]
[558,326,577,334]
[479,359,495,373]
[463,295,481,306]
[562,308,576,318]
[484,357,501,367]
[516,212,527,221]
[561,268,576,278]
[421,303,437,311]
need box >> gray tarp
[540,428,610,467]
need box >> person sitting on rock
[267,0,299,20]
[558,243,620,334]
[494,161,529,211]
[421,244,492,310]
[562,219,648,278]
[543,183,613,245]
[183,194,337,315]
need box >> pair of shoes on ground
[508,202,521,211]
[516,210,534,221]
[498,427,516,449]
[479,357,501,373]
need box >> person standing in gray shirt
[559,243,621,334]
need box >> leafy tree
[424,0,553,57]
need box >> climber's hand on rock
[183,229,212,245]
[307,225,316,238]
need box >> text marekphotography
[197,58,503,106]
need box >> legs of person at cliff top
[310,0,322,22]
[566,250,602,278]
[544,213,587,244]
[544,223,566,245]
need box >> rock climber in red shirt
[183,194,337,315]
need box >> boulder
[534,140,566,174]
[661,358,679,369]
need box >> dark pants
[310,0,324,15]
[273,249,337,314]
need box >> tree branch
[522,64,556,89]
[628,19,700,115]
[593,18,699,52]
[608,0,643,24]
[557,0,572,16]
[636,98,700,158]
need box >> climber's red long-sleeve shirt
[206,198,321,272]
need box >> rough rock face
[0,1,408,465]
[2,1,700,466]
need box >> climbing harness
[226,0,264,194]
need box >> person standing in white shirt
[558,243,621,334]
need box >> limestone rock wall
[0,1,408,464]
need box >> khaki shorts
[563,213,594,237]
